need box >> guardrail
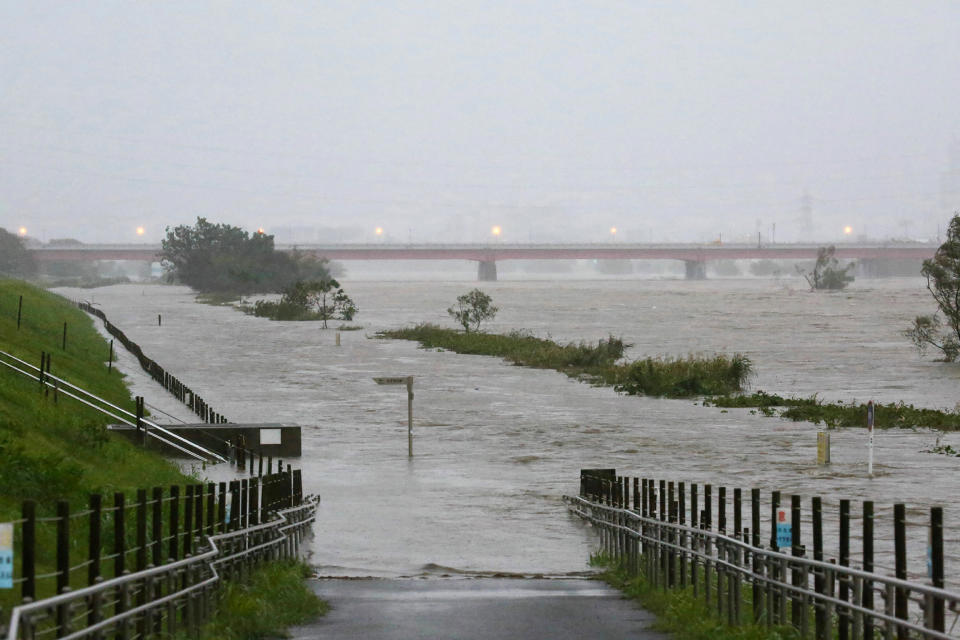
[0,469,309,639]
[566,470,959,639]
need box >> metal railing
[566,473,960,639]
[5,484,320,640]
[0,349,224,463]
[4,497,318,640]
[77,302,230,425]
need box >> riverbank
[377,324,752,398]
[0,279,326,634]
[0,279,188,516]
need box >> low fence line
[1,469,310,639]
[77,302,229,425]
[567,470,958,639]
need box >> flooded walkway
[292,578,665,640]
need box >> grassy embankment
[378,324,753,398]
[591,555,798,640]
[0,279,324,633]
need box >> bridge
[31,242,937,280]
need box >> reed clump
[185,561,327,640]
[378,324,752,398]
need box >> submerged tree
[303,276,358,328]
[797,246,854,290]
[905,213,960,361]
[253,276,358,325]
[160,218,332,294]
[447,289,498,332]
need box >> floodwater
[56,275,960,588]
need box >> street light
[491,225,502,238]
[610,226,617,241]
[256,227,266,235]
[843,225,853,236]
[136,226,145,237]
[375,226,384,237]
[17,227,27,237]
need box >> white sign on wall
[260,428,282,445]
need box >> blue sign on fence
[775,508,791,549]
[0,523,13,589]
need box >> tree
[160,218,332,294]
[797,246,854,290]
[447,289,498,332]
[0,228,37,278]
[294,277,358,327]
[905,213,960,361]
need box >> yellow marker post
[817,431,831,465]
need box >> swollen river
[57,276,960,586]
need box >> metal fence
[1,470,313,640]
[567,470,959,639]
[77,301,229,425]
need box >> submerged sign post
[867,400,875,477]
[373,376,414,457]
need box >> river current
[56,274,960,586]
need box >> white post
[867,400,874,477]
[406,376,414,458]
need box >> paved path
[291,578,667,639]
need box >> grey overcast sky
[1,1,958,244]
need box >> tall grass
[183,561,327,640]
[593,555,796,640]
[378,324,752,398]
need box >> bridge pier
[477,260,498,281]
[684,260,707,280]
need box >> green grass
[183,561,327,640]
[704,392,960,431]
[0,278,193,614]
[378,324,752,398]
[592,555,798,640]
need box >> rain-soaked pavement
[291,578,665,640]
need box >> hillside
[0,278,189,520]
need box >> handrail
[0,349,226,463]
[568,496,959,603]
[566,494,960,639]
[4,496,319,640]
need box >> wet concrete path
[292,578,666,639]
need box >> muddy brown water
[57,276,960,588]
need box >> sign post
[866,400,875,477]
[817,431,830,465]
[775,508,791,549]
[0,522,13,589]
[373,376,414,457]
